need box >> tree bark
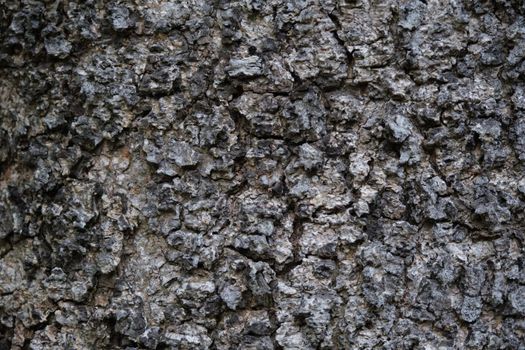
[1,0,525,349]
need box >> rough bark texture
[1,0,525,349]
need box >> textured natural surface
[1,0,525,349]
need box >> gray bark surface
[1,0,525,349]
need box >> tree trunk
[1,1,524,349]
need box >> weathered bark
[1,0,525,349]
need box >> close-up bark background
[1,0,525,349]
